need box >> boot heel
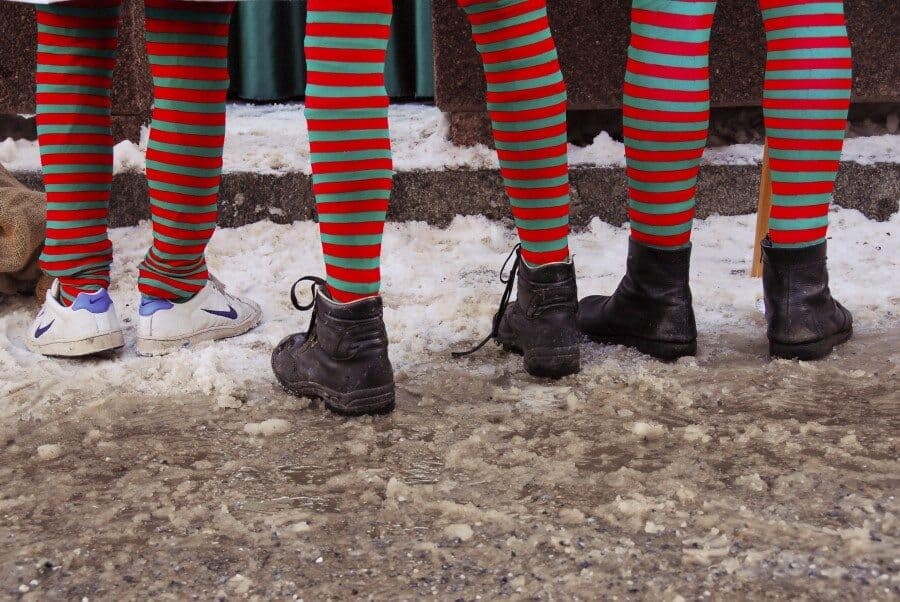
[769,328,852,361]
[524,345,580,378]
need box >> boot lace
[290,275,327,339]
[452,244,521,358]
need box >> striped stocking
[138,0,235,300]
[36,0,121,305]
[761,0,851,247]
[458,0,571,265]
[624,0,851,250]
[304,0,393,303]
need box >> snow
[0,207,897,420]
[2,103,898,175]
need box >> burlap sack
[0,163,45,297]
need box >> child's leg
[138,0,235,301]
[457,0,570,265]
[36,0,121,306]
[760,0,851,247]
[623,0,716,249]
[305,0,393,303]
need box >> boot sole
[500,343,581,379]
[275,376,396,417]
[27,330,125,358]
[585,333,696,361]
[769,326,852,361]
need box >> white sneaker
[26,279,125,357]
[135,276,261,356]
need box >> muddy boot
[454,246,580,378]
[271,277,395,416]
[762,239,852,360]
[578,239,696,360]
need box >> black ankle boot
[454,246,580,378]
[271,277,395,416]
[578,239,697,360]
[762,238,852,360]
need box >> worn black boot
[454,246,580,378]
[578,239,697,360]
[762,239,852,360]
[271,277,395,416]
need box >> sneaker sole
[500,342,581,379]
[585,333,696,361]
[769,326,852,361]
[135,308,261,356]
[27,330,125,358]
[275,376,396,417]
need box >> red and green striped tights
[625,0,852,250]
[36,0,234,305]
[306,0,571,302]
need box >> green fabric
[228,0,434,101]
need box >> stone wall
[0,0,151,142]
[434,0,900,144]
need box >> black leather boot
[271,277,395,416]
[762,238,852,360]
[454,246,580,378]
[578,239,697,360]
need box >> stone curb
[11,162,898,231]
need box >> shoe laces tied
[452,244,521,358]
[290,275,327,338]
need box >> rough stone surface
[0,3,35,115]
[12,163,898,230]
[0,0,151,142]
[434,0,899,112]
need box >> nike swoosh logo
[202,305,238,320]
[35,320,55,338]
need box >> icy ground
[0,210,898,599]
[1,103,898,175]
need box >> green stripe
[520,238,568,254]
[629,199,694,215]
[318,211,386,224]
[153,99,225,114]
[627,48,709,69]
[487,72,563,93]
[630,221,694,237]
[151,77,229,91]
[630,23,712,44]
[768,216,829,231]
[765,26,848,41]
[623,95,709,113]
[625,72,708,92]
[326,277,379,296]
[146,159,221,179]
[306,11,391,26]
[515,216,568,231]
[313,170,393,184]
[147,139,223,158]
[37,44,114,59]
[471,8,546,35]
[309,129,390,143]
[475,30,551,54]
[323,255,381,270]
[305,36,388,51]
[320,233,383,246]
[628,177,697,193]
[762,2,845,19]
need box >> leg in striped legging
[760,0,851,247]
[138,0,235,301]
[457,0,571,265]
[454,0,580,377]
[304,0,393,303]
[579,0,852,361]
[36,0,121,306]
